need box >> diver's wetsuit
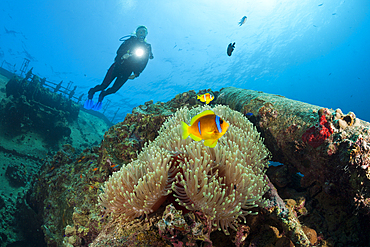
[88,36,153,101]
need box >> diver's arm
[115,38,133,63]
[148,44,154,59]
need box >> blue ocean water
[1,0,369,123]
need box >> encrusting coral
[98,105,270,235]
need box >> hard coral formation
[100,112,168,164]
[157,204,212,246]
[302,112,333,148]
[99,105,270,235]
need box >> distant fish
[4,27,19,35]
[227,42,235,56]
[318,3,323,6]
[245,112,253,117]
[332,13,336,15]
[111,164,119,169]
[238,16,247,26]
[197,93,214,105]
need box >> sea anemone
[98,105,270,234]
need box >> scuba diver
[84,25,154,110]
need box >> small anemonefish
[197,93,214,105]
[181,110,229,148]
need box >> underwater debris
[5,162,29,187]
[2,76,77,143]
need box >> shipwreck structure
[1,71,80,143]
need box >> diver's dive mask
[136,26,148,41]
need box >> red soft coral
[302,115,333,148]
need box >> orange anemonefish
[181,110,229,148]
[197,93,214,105]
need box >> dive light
[134,47,144,57]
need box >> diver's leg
[88,63,116,99]
[98,71,130,102]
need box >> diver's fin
[92,101,103,111]
[204,139,218,148]
[83,99,94,110]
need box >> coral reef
[302,113,333,148]
[216,86,370,245]
[21,86,370,246]
[98,105,270,237]
[157,204,212,247]
[100,111,169,165]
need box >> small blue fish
[245,112,253,117]
[239,16,247,26]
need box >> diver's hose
[119,35,132,41]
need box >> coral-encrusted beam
[216,86,370,214]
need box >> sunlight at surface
[117,0,136,13]
[258,0,278,13]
